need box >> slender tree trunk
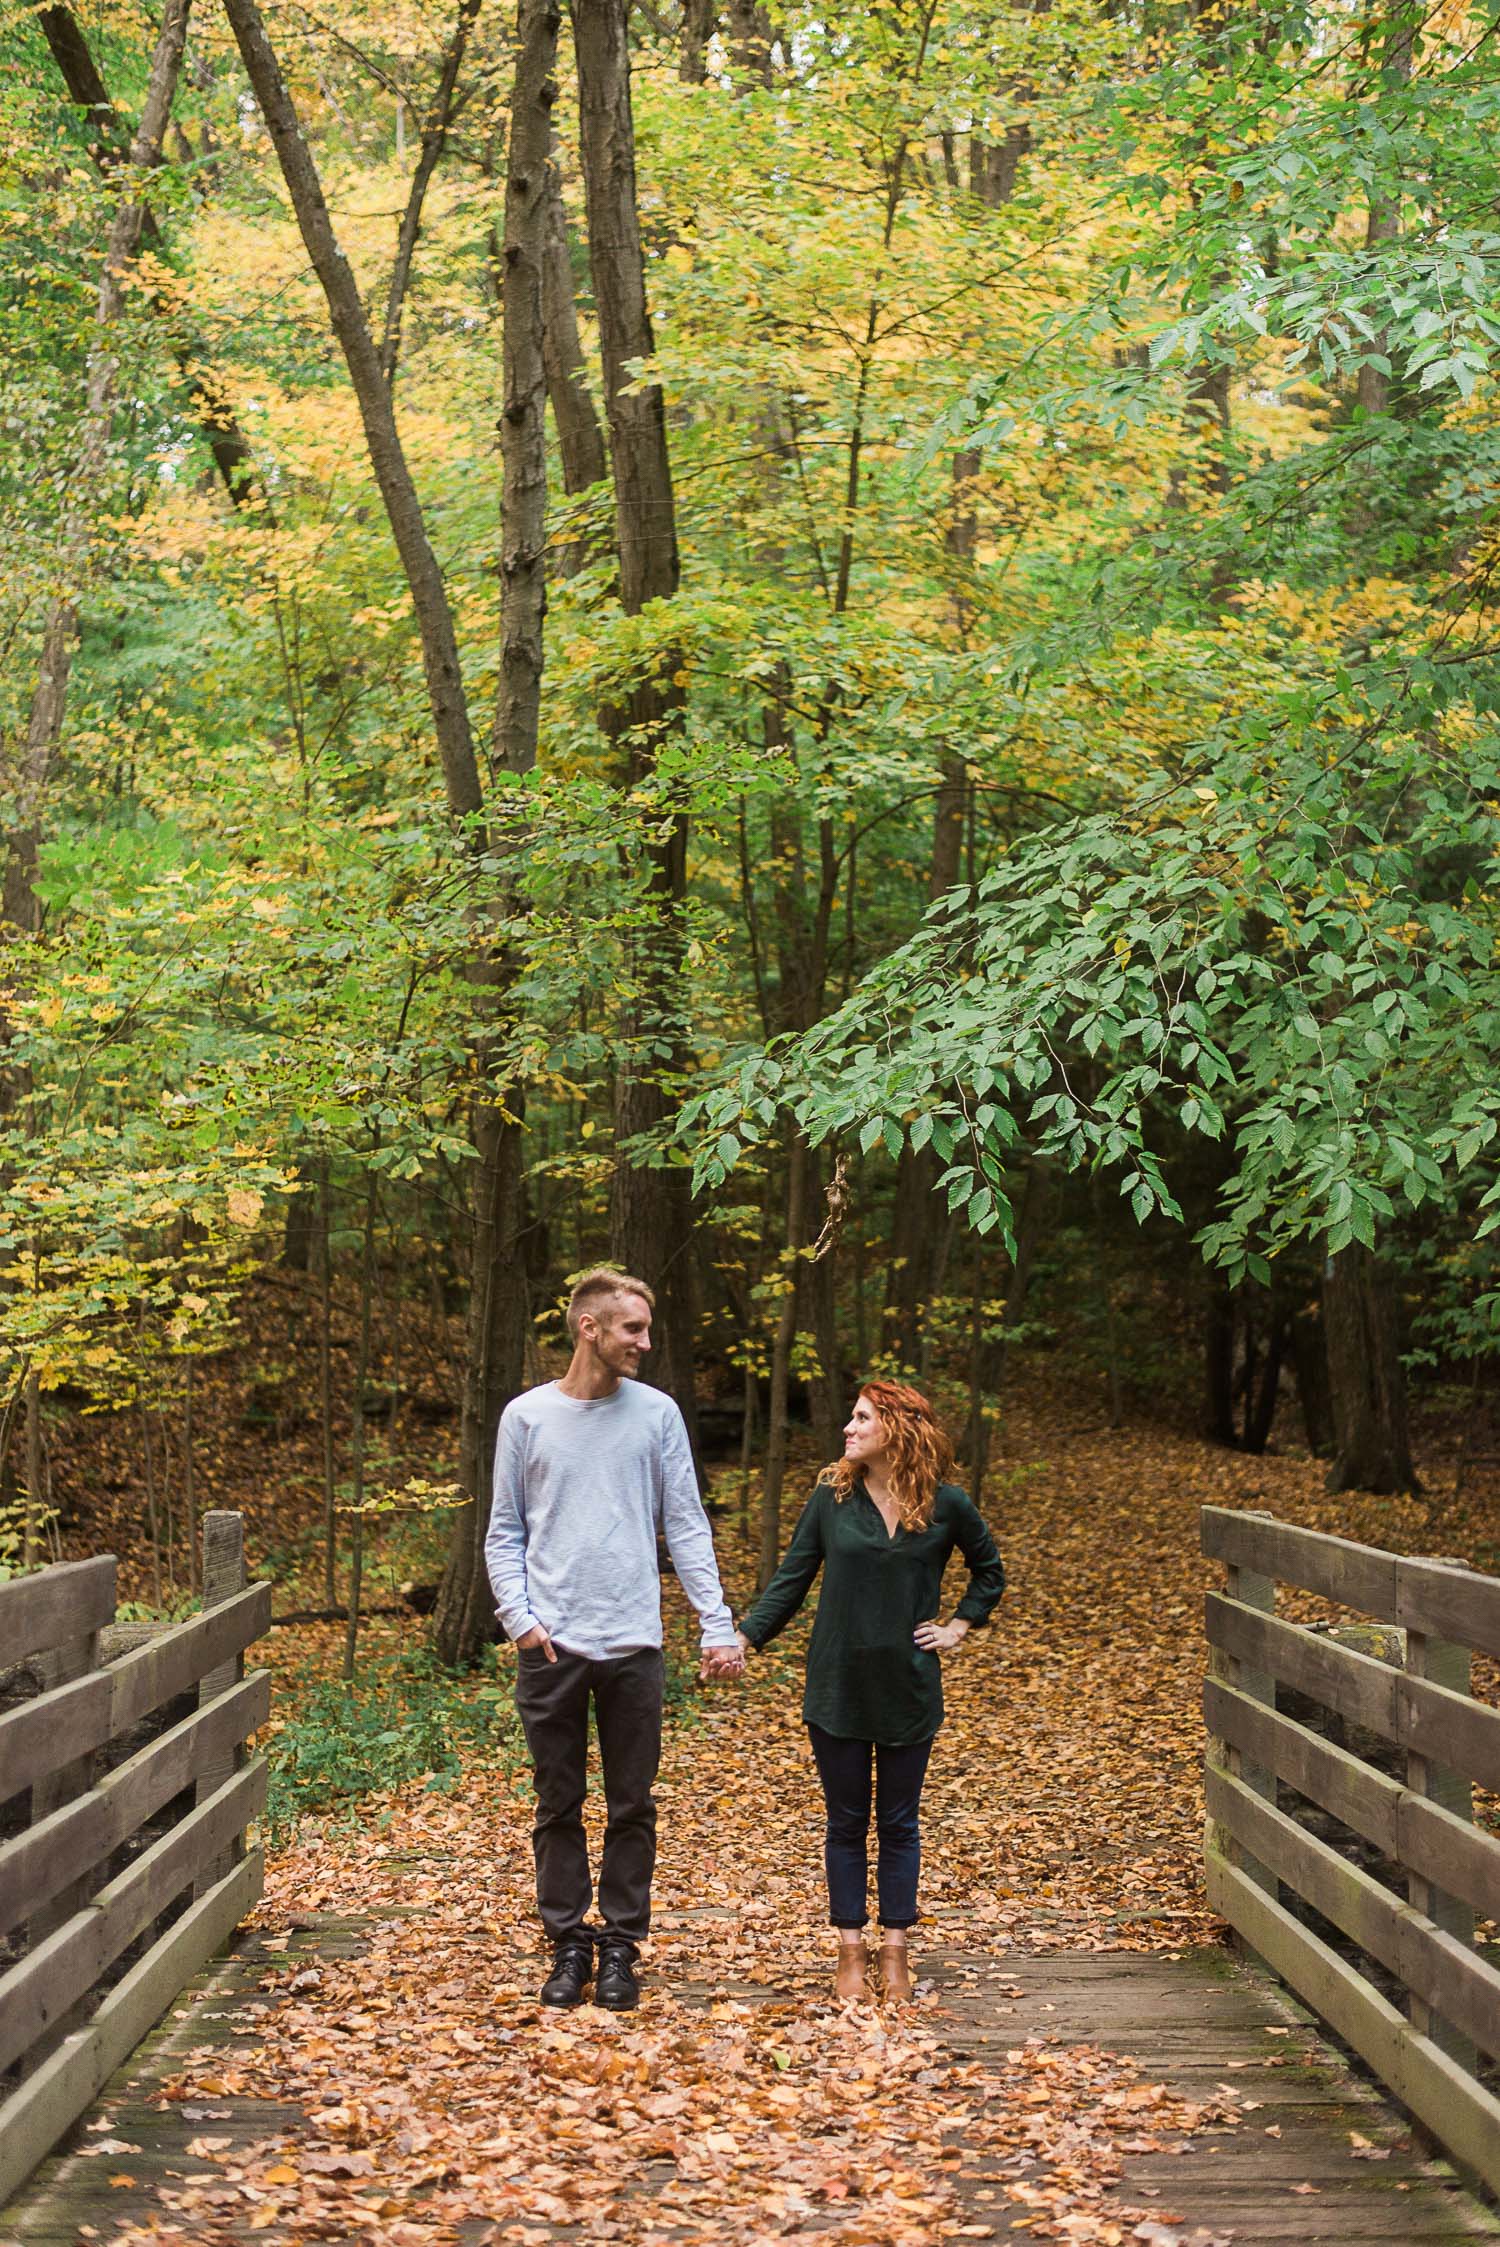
[39,0,263,508]
[494,0,556,778]
[1323,1243,1419,1494]
[182,1361,197,1595]
[1356,0,1415,417]
[222,0,481,817]
[5,0,191,938]
[572,0,700,1459]
[22,1368,42,1575]
[540,156,608,500]
[759,1135,808,1589]
[380,0,484,386]
[679,0,716,79]
[343,1167,380,1681]
[318,1160,338,1607]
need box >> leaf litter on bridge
[103,1390,1454,2246]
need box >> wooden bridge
[1,1505,1497,2242]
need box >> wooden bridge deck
[1,1917,1495,2245]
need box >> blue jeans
[808,1724,936,1930]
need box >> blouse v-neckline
[860,1485,902,1543]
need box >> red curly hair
[823,1379,953,1531]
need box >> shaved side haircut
[565,1266,656,1339]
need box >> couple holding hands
[484,1267,1005,2012]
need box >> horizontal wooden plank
[1207,1846,1500,2198]
[1209,1593,1500,1794]
[1207,1765,1500,2063]
[1399,1669,1500,1795]
[1206,1676,1500,1926]
[1396,1555,1500,1662]
[1202,1507,1398,1618]
[0,1671,269,1940]
[1204,1675,1402,1855]
[0,1584,269,1809]
[0,1757,265,2076]
[1206,1593,1400,1732]
[0,1559,116,1670]
[0,1847,261,2207]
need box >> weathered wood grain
[1206,1674,1500,1924]
[1202,1507,1399,1618]
[0,1585,269,1804]
[0,1672,269,1939]
[1207,1592,1400,1731]
[0,1561,116,1674]
[1207,1765,1500,2064]
[1208,1845,1500,2198]
[1397,1555,1500,1663]
[0,1759,265,2076]
[0,1848,261,2208]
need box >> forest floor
[22,1328,1500,2246]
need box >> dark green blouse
[737,1480,1005,1746]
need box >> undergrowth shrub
[264,1643,523,1846]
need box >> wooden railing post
[1404,1557,1476,2070]
[195,1511,247,1896]
[1212,1509,1278,1903]
[24,1557,114,2058]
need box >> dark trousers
[514,1644,664,1951]
[808,1723,936,1931]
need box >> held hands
[699,1640,747,1684]
[914,1617,970,1655]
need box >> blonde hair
[565,1266,655,1339]
[824,1379,953,1532]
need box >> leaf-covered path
[5,1402,1497,2246]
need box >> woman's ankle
[879,1927,909,1945]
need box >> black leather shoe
[540,1939,592,2007]
[594,1943,640,2011]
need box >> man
[485,1267,744,2011]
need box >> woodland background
[3,0,1499,1713]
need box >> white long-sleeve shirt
[483,1378,737,1659]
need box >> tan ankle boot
[834,1942,868,2000]
[878,1938,912,2001]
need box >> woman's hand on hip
[913,1617,970,1654]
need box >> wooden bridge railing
[0,1511,269,2203]
[1202,1505,1500,2195]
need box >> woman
[734,1380,1004,2002]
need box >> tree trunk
[4,0,191,949]
[379,0,484,386]
[759,1136,808,1589]
[540,152,608,523]
[434,0,560,1664]
[1323,1244,1419,1494]
[1204,1277,1237,1445]
[40,0,263,508]
[222,0,482,820]
[805,1145,844,1459]
[435,1081,531,1661]
[1356,0,1414,417]
[1290,1304,1332,1457]
[679,0,716,79]
[342,1164,380,1681]
[883,124,1013,1363]
[572,0,699,1460]
[493,0,556,778]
